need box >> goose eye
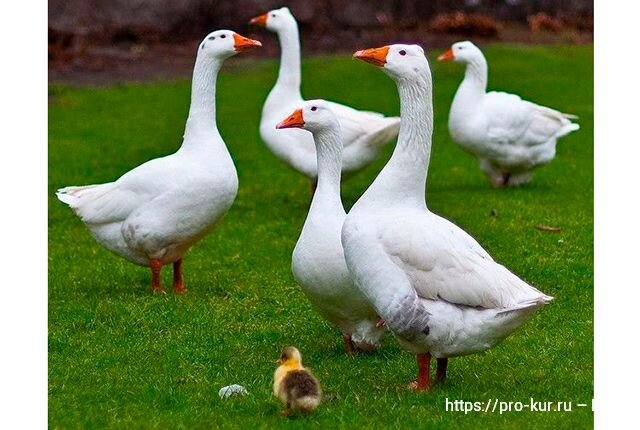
[208,36,215,40]
[271,14,276,17]
[220,34,226,39]
[399,50,407,56]
[310,106,317,111]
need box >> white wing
[382,212,551,309]
[57,182,141,225]
[56,154,179,225]
[483,91,579,147]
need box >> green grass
[49,44,593,429]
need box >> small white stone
[218,384,248,398]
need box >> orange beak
[233,33,262,52]
[276,108,305,129]
[249,13,268,27]
[353,46,389,67]
[438,48,454,61]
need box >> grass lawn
[48,44,593,429]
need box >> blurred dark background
[49,0,593,84]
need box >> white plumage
[277,100,385,352]
[439,41,579,187]
[346,44,552,390]
[250,7,400,182]
[56,31,262,292]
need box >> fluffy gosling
[273,346,321,416]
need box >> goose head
[437,41,482,63]
[249,7,296,33]
[275,100,338,134]
[198,30,261,60]
[354,44,430,81]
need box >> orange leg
[150,259,164,293]
[173,259,187,294]
[342,334,355,355]
[409,353,431,391]
[436,358,448,383]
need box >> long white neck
[274,22,302,97]
[454,54,488,105]
[362,71,433,208]
[310,127,344,212]
[182,54,223,145]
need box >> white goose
[344,44,553,390]
[439,41,579,187]
[56,31,262,293]
[249,7,400,186]
[276,100,385,353]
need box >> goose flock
[56,7,580,392]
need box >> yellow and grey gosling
[273,346,321,415]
